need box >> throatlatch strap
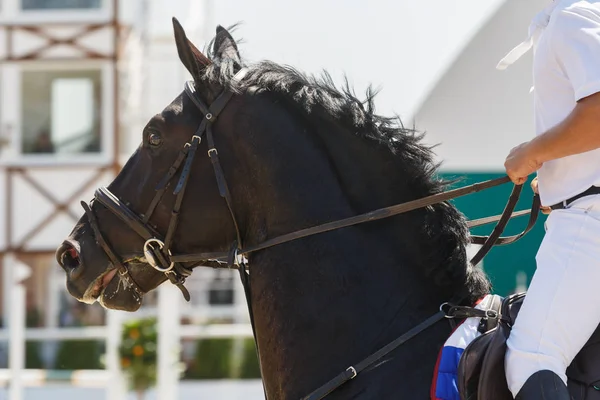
[238,261,269,400]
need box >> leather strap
[95,187,157,241]
[238,261,269,400]
[166,135,201,249]
[467,208,532,229]
[302,310,448,400]
[470,193,540,247]
[550,185,600,210]
[144,146,189,223]
[206,122,244,251]
[80,200,145,297]
[172,176,518,263]
[444,304,499,321]
[469,184,523,266]
[81,201,126,273]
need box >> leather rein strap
[82,70,542,400]
[170,175,541,264]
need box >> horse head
[56,19,252,311]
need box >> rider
[499,0,600,398]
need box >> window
[208,270,235,306]
[22,70,102,155]
[21,0,101,10]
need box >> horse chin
[97,269,144,312]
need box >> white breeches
[505,195,600,397]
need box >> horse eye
[148,132,162,147]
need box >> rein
[170,175,540,265]
[82,69,541,399]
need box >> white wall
[2,168,115,251]
[0,170,5,251]
[412,0,546,171]
[142,0,548,174]
[146,0,506,120]
[0,1,139,252]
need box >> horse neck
[248,236,453,398]
[294,102,485,303]
[232,101,457,398]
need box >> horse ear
[172,17,211,81]
[214,25,241,64]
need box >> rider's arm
[528,93,600,164]
[527,5,600,165]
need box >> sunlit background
[0,0,548,399]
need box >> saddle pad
[431,294,495,400]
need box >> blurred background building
[0,0,548,398]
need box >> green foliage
[25,341,44,369]
[238,338,262,379]
[184,337,262,380]
[24,307,44,369]
[187,338,233,379]
[54,340,103,370]
[119,318,158,392]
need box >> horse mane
[198,32,491,302]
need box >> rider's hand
[530,177,552,215]
[504,141,543,185]
[530,177,539,194]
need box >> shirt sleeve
[551,4,600,101]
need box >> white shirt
[499,0,600,206]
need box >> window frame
[0,0,111,25]
[0,60,115,167]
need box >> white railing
[0,323,253,341]
[179,324,253,339]
[2,251,255,400]
[0,327,107,341]
[0,369,110,387]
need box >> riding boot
[515,370,570,400]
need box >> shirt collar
[496,1,559,70]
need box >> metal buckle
[143,238,174,272]
[439,302,454,318]
[484,309,498,320]
[208,148,218,157]
[346,366,357,380]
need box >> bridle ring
[143,238,175,272]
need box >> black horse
[56,19,493,399]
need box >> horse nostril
[56,242,81,271]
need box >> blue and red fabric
[430,295,493,400]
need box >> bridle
[81,68,541,399]
[81,72,245,301]
[80,82,234,299]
